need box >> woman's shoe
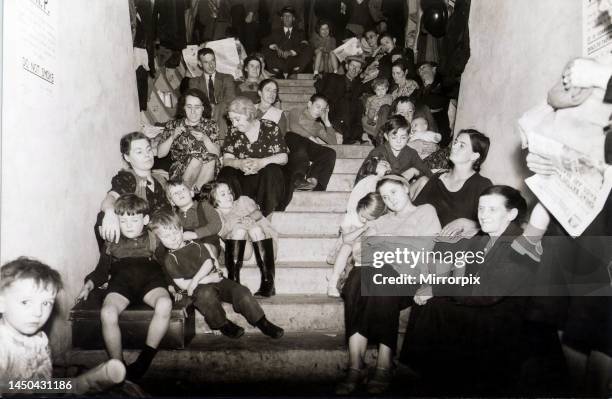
[335,367,368,395]
[366,367,393,395]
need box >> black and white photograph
[1,0,612,397]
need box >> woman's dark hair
[242,55,262,80]
[316,19,332,34]
[380,114,409,140]
[448,129,490,172]
[480,185,527,223]
[175,88,212,119]
[391,59,418,81]
[257,79,280,104]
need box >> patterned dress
[222,119,287,159]
[159,117,220,180]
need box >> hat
[278,6,297,17]
[345,55,365,65]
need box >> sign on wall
[583,0,612,59]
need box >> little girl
[362,78,393,142]
[327,192,387,297]
[408,116,442,160]
[209,182,279,297]
[311,20,339,79]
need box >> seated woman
[375,33,409,81]
[336,175,441,395]
[156,88,221,191]
[413,129,493,238]
[310,19,339,78]
[255,79,288,135]
[237,55,263,104]
[286,94,337,191]
[355,114,432,183]
[400,185,536,395]
[390,59,420,101]
[217,97,288,216]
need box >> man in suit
[314,56,370,144]
[195,0,232,42]
[262,6,313,78]
[188,48,237,140]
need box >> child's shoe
[255,316,284,339]
[335,367,368,395]
[366,367,393,395]
[219,320,245,339]
[511,235,543,262]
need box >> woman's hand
[414,284,433,305]
[75,280,94,303]
[173,125,186,139]
[100,212,121,243]
[244,158,266,174]
[526,152,556,176]
[376,160,391,176]
[440,218,479,238]
[240,216,255,227]
[321,106,332,127]
[191,130,205,141]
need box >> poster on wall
[12,0,58,103]
[583,0,612,59]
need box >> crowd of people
[2,1,612,397]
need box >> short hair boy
[78,194,173,381]
[0,257,62,385]
[149,209,284,340]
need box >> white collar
[284,27,292,33]
[205,72,216,80]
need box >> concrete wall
[455,0,582,191]
[1,0,139,358]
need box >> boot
[253,238,276,297]
[255,316,284,339]
[219,320,245,339]
[224,239,246,284]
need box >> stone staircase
[67,75,406,391]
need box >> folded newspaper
[332,38,363,62]
[518,88,612,236]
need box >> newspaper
[582,0,612,60]
[182,45,200,77]
[205,38,241,79]
[518,94,612,236]
[332,37,363,62]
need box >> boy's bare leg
[142,287,172,348]
[194,159,216,189]
[328,244,352,297]
[100,293,131,361]
[182,158,203,189]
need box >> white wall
[455,0,582,192]
[1,0,139,358]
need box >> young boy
[77,194,173,381]
[149,209,284,340]
[355,125,433,183]
[0,257,62,386]
[165,179,222,258]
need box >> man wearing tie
[188,48,236,140]
[262,6,313,78]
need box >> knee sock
[126,345,158,381]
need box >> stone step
[327,173,356,191]
[276,78,315,87]
[65,332,371,384]
[280,100,305,111]
[278,85,316,95]
[285,191,350,213]
[333,158,363,174]
[195,295,344,334]
[279,93,312,102]
[241,235,336,264]
[239,262,330,294]
[326,144,373,159]
[270,212,343,235]
[65,329,412,385]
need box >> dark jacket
[263,27,309,52]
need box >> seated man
[262,6,313,78]
[315,55,371,144]
[286,94,337,191]
[187,48,236,140]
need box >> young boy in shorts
[78,194,173,381]
[149,209,284,340]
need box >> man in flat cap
[262,6,313,78]
[315,55,371,144]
